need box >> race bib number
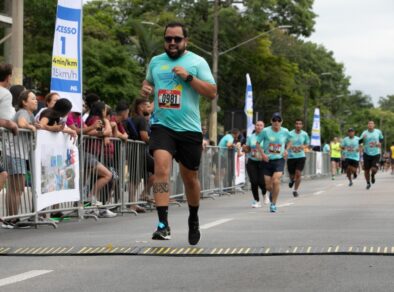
[368,141,377,148]
[158,89,181,109]
[291,146,302,153]
[268,143,281,154]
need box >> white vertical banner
[311,108,321,147]
[234,153,246,185]
[244,73,254,137]
[50,0,83,113]
[35,131,80,211]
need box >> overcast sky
[309,0,394,104]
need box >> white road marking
[200,218,233,230]
[336,184,344,187]
[313,191,325,196]
[277,203,295,208]
[0,270,53,287]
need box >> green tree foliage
[20,0,392,143]
[379,95,394,112]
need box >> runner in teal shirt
[256,112,291,213]
[141,22,217,245]
[146,52,216,133]
[286,119,310,198]
[360,128,383,156]
[257,126,291,160]
[341,128,361,186]
[242,121,268,207]
[359,121,384,189]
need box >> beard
[165,44,186,59]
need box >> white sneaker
[91,196,103,206]
[99,209,117,218]
[251,201,262,208]
[263,195,270,205]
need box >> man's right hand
[140,83,154,98]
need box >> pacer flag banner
[244,73,254,137]
[50,0,83,113]
[311,108,321,147]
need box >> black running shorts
[262,158,285,177]
[287,157,306,175]
[345,158,359,168]
[330,157,340,163]
[363,153,380,170]
[149,125,203,171]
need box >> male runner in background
[359,121,383,190]
[287,119,310,197]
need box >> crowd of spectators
[0,63,154,227]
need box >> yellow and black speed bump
[2,246,394,256]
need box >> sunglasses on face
[272,119,282,122]
[164,36,184,43]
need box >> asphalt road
[1,171,394,291]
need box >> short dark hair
[0,63,13,82]
[53,98,72,117]
[115,100,129,114]
[295,119,303,123]
[84,93,100,109]
[132,98,149,116]
[10,84,25,107]
[164,22,188,38]
[231,128,240,135]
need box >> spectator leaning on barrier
[0,63,16,120]
[34,92,60,123]
[127,98,156,213]
[85,101,116,218]
[82,93,100,122]
[38,98,77,138]
[66,106,113,209]
[110,100,129,141]
[2,90,39,228]
[217,128,240,188]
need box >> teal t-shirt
[257,126,290,160]
[341,136,360,161]
[218,134,234,148]
[246,133,263,161]
[323,144,330,153]
[360,129,383,156]
[146,51,216,132]
[288,130,310,159]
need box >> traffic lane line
[200,218,233,230]
[0,270,53,288]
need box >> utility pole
[4,0,24,85]
[209,0,219,144]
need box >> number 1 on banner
[60,36,66,54]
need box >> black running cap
[272,112,282,120]
[348,128,355,132]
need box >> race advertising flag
[50,0,83,113]
[35,131,80,211]
[311,108,321,147]
[244,73,254,136]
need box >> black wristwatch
[185,74,194,82]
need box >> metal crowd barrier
[1,126,331,228]
[0,128,37,224]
